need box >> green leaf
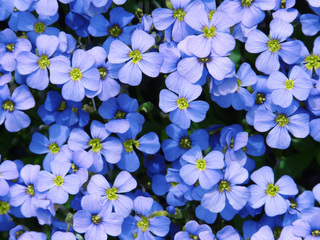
[278,150,316,179]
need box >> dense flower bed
[0,0,320,239]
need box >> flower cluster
[1,0,320,240]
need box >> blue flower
[50,49,100,101]
[249,166,298,217]
[36,161,80,204]
[245,18,301,75]
[152,0,204,42]
[34,0,74,16]
[29,124,70,172]
[108,29,163,86]
[17,12,60,45]
[162,123,209,162]
[0,84,35,132]
[52,231,76,240]
[254,101,309,149]
[88,7,135,54]
[313,183,320,204]
[16,35,60,90]
[284,190,315,225]
[121,196,170,239]
[117,124,160,172]
[199,225,240,240]
[87,171,137,217]
[98,94,145,134]
[308,0,320,7]
[0,65,11,86]
[296,36,320,77]
[38,91,89,128]
[86,46,122,101]
[246,76,273,125]
[219,0,275,28]
[184,9,235,57]
[252,225,301,240]
[9,164,43,218]
[0,28,32,72]
[68,120,123,173]
[73,194,124,240]
[55,148,94,185]
[152,168,194,207]
[220,124,248,166]
[180,145,224,189]
[0,194,16,231]
[177,41,234,83]
[201,162,250,213]
[159,81,209,129]
[267,66,312,108]
[174,220,211,240]
[300,6,320,36]
[0,160,18,196]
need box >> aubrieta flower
[297,36,320,77]
[0,194,15,231]
[272,0,298,23]
[162,123,209,162]
[0,66,11,86]
[0,84,35,132]
[0,160,19,196]
[87,171,137,217]
[180,145,224,189]
[300,6,320,36]
[68,120,123,173]
[184,9,235,57]
[152,167,194,207]
[51,231,76,240]
[98,94,145,134]
[36,161,80,204]
[9,164,43,218]
[16,35,60,91]
[308,0,320,7]
[201,162,250,213]
[219,0,275,28]
[211,63,256,111]
[248,166,298,217]
[267,66,312,108]
[38,91,89,128]
[313,183,320,204]
[86,46,122,101]
[34,0,74,17]
[55,147,94,185]
[177,40,234,82]
[73,194,124,240]
[50,49,100,101]
[152,0,204,42]
[252,225,301,240]
[285,190,315,224]
[0,28,31,72]
[17,12,60,45]
[220,124,249,166]
[9,225,46,240]
[108,29,163,86]
[246,76,273,125]
[117,124,160,172]
[198,226,240,240]
[29,124,70,171]
[121,196,170,239]
[88,7,135,54]
[254,101,309,149]
[159,81,209,129]
[245,18,301,75]
[174,220,211,240]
